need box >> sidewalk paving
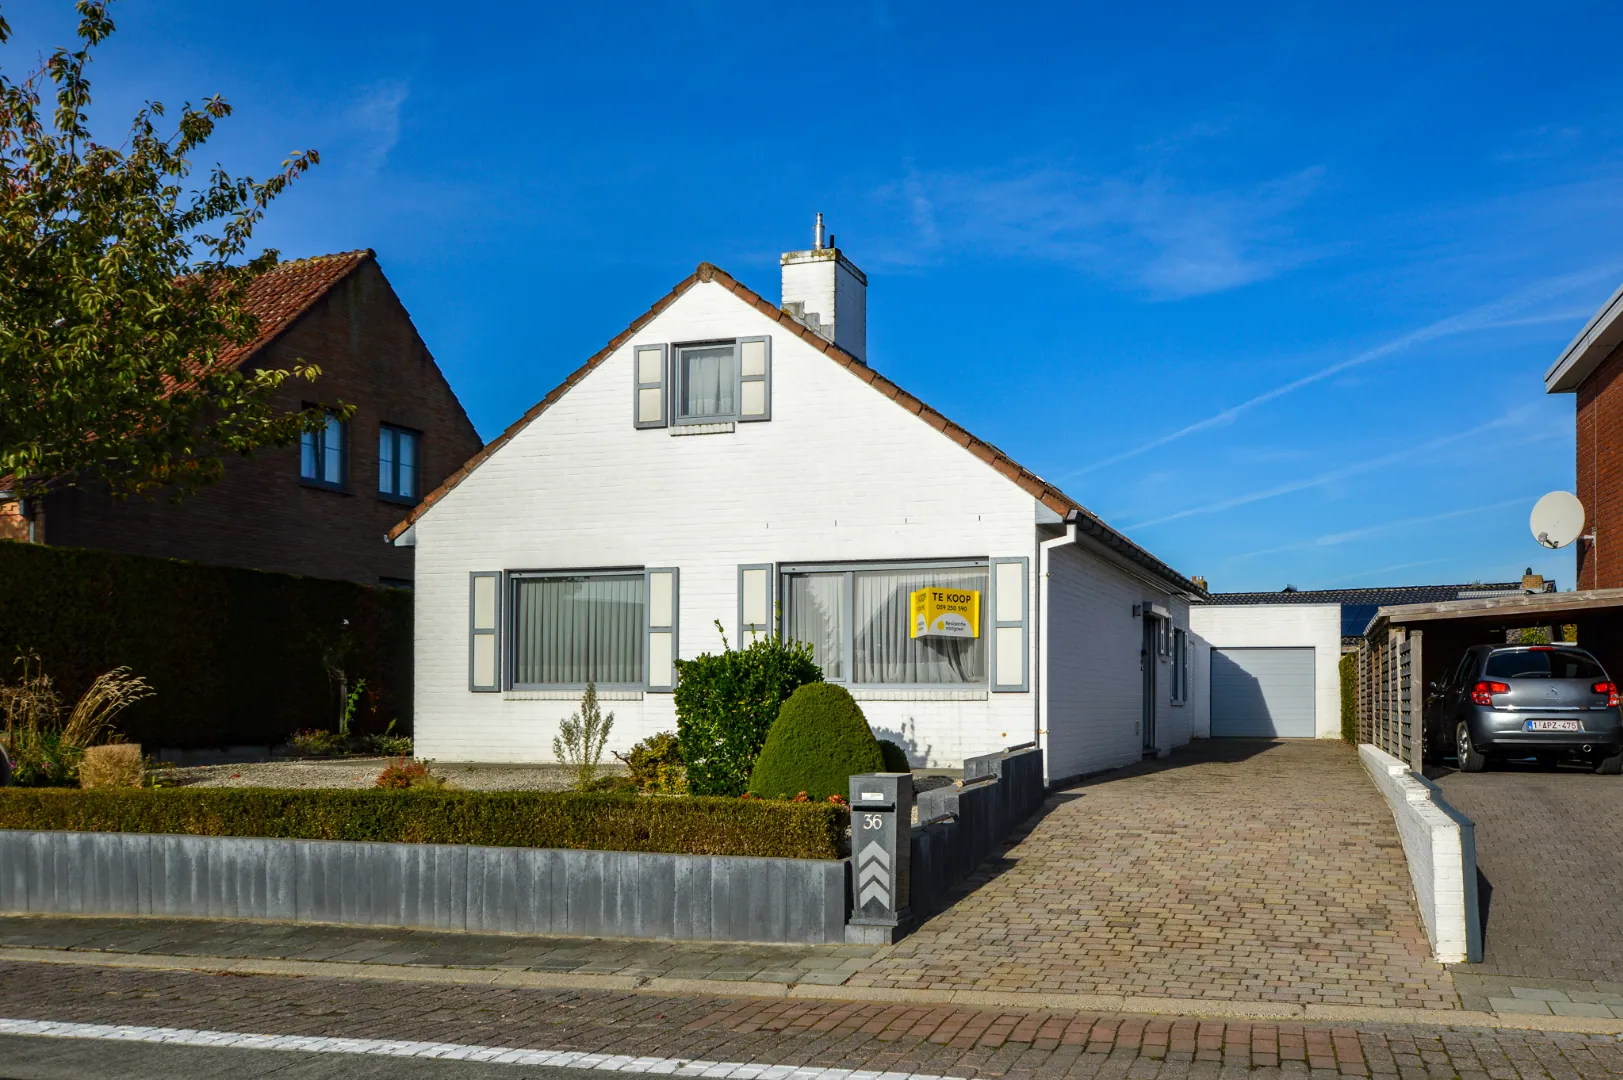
[4,957,1623,1080]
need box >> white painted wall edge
[1358,744,1482,965]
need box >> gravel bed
[152,759,627,792]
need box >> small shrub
[0,655,152,786]
[877,739,911,773]
[79,744,144,789]
[618,731,686,794]
[358,719,413,757]
[676,627,823,796]
[287,729,347,758]
[747,683,885,801]
[375,757,448,791]
[1339,652,1358,743]
[554,682,614,788]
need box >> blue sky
[7,1,1622,592]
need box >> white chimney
[780,213,867,362]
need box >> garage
[1210,647,1317,737]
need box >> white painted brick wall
[1188,603,1343,738]
[1044,543,1193,781]
[410,278,1188,769]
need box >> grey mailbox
[846,772,913,944]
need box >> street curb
[2,946,1619,1036]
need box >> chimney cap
[814,212,825,250]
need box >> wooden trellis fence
[1358,628,1424,769]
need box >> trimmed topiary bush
[747,684,885,801]
[0,787,846,859]
[675,629,823,796]
[877,739,911,773]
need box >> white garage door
[1210,647,1316,738]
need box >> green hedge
[0,540,410,749]
[0,788,847,860]
[1340,651,1358,743]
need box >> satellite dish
[1530,491,1585,549]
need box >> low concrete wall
[910,746,1045,920]
[1358,744,1482,963]
[0,830,848,945]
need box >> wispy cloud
[875,164,1326,298]
[346,79,410,176]
[1229,497,1531,561]
[1321,559,1454,586]
[1125,409,1534,531]
[1067,267,1616,478]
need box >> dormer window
[633,336,771,429]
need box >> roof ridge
[386,262,1201,596]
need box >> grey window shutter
[633,344,669,429]
[738,336,771,422]
[469,572,502,692]
[645,568,679,691]
[738,563,773,643]
[989,557,1028,692]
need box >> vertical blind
[785,573,845,680]
[785,567,988,685]
[512,575,643,686]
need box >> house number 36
[863,814,883,830]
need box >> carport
[1357,586,1623,767]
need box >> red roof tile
[217,250,374,369]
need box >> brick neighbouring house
[1546,282,1623,589]
[0,250,482,586]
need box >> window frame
[672,339,740,426]
[299,409,348,491]
[780,558,992,690]
[505,567,650,691]
[1171,627,1188,705]
[738,563,775,644]
[377,423,422,504]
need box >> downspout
[1036,511,1081,785]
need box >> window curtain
[378,429,395,493]
[513,576,644,685]
[785,573,845,680]
[398,431,417,497]
[679,346,735,418]
[853,569,987,684]
[322,414,343,481]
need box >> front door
[1142,617,1158,754]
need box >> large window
[300,412,346,488]
[510,573,644,687]
[783,564,988,686]
[378,425,420,500]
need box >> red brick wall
[1575,339,1623,589]
[42,260,483,585]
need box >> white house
[389,226,1209,780]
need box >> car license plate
[1525,719,1581,732]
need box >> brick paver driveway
[849,739,1456,1009]
[1431,762,1623,981]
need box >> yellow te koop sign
[909,587,981,639]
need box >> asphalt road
[1431,760,1623,980]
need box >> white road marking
[0,1017,968,1078]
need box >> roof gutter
[1545,281,1623,394]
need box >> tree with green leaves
[0,1,330,503]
